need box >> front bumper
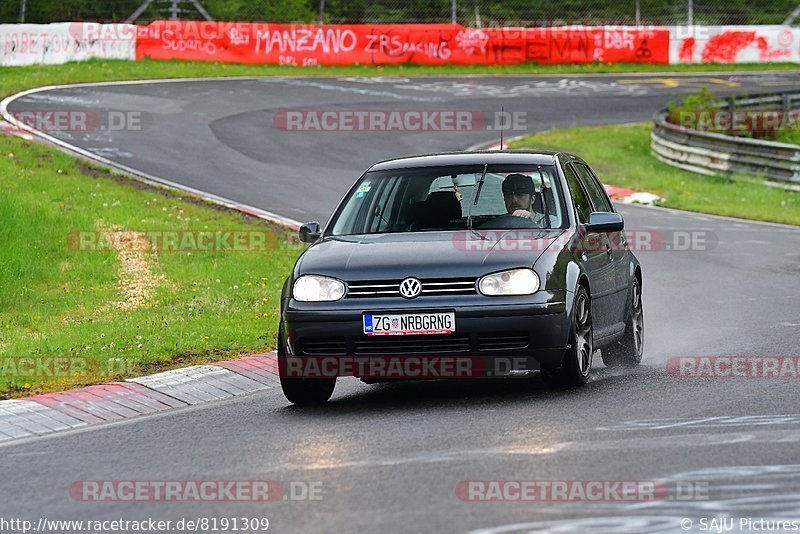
[281,291,569,375]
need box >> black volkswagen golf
[278,151,644,404]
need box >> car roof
[367,151,565,172]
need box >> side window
[575,163,613,213]
[564,164,592,224]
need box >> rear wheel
[277,325,336,405]
[601,277,644,368]
[542,285,593,387]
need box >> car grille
[478,333,529,351]
[297,338,347,356]
[346,277,477,298]
[297,333,530,357]
[353,335,471,355]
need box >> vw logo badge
[399,277,422,299]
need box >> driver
[502,173,538,220]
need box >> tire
[542,284,593,387]
[280,373,336,405]
[601,277,644,368]
[277,324,336,405]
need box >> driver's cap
[502,174,536,195]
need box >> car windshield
[329,164,566,236]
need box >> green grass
[2,58,800,99]
[778,129,800,145]
[0,134,304,397]
[509,123,800,226]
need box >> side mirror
[299,221,321,243]
[585,212,624,233]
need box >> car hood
[296,230,566,280]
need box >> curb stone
[0,352,279,443]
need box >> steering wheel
[477,213,541,230]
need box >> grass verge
[0,133,304,398]
[509,123,800,225]
[2,58,800,98]
[778,129,800,145]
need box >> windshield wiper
[467,164,488,232]
[373,205,390,229]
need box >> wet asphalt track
[2,72,800,533]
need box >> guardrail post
[782,94,791,113]
[727,96,736,136]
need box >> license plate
[363,312,456,336]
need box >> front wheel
[279,372,336,405]
[542,285,593,387]
[277,324,336,404]
[601,277,644,368]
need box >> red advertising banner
[135,22,669,65]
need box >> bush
[667,86,800,143]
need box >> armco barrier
[651,91,800,188]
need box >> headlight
[293,275,346,302]
[478,268,539,296]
